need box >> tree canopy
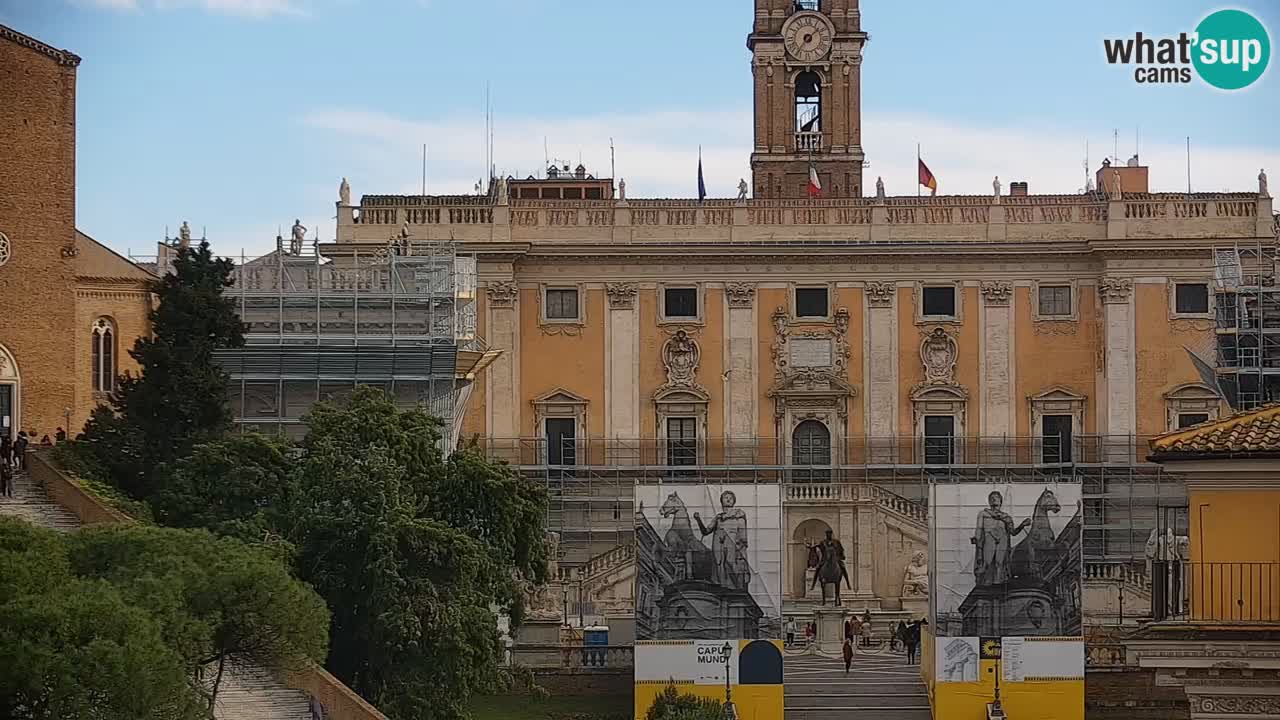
[77,240,244,499]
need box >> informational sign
[936,637,980,683]
[635,640,739,685]
[1002,637,1085,682]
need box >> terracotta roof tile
[1150,403,1280,457]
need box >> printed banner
[634,640,783,720]
[634,484,782,641]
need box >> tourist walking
[904,620,925,665]
[860,610,872,647]
[1,434,10,469]
[842,637,854,674]
[55,427,67,443]
[785,617,797,647]
[894,620,908,652]
[13,431,27,469]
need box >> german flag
[918,158,938,196]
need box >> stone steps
[0,469,314,720]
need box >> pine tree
[79,241,244,499]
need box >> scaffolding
[1211,231,1280,409]
[139,236,478,445]
[478,436,1185,572]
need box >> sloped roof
[75,230,157,283]
[1149,403,1280,460]
[0,23,81,67]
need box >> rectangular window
[546,418,576,477]
[545,289,579,320]
[1175,283,1210,314]
[664,287,698,318]
[666,417,698,469]
[1177,412,1210,429]
[1042,414,1074,464]
[923,415,955,464]
[1038,286,1072,317]
[922,286,956,318]
[795,287,829,318]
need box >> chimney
[1009,181,1028,197]
[1095,157,1150,195]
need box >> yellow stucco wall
[1013,285,1098,438]
[1134,282,1214,438]
[520,287,606,440]
[1190,489,1280,564]
[922,630,1083,720]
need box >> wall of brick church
[0,38,79,439]
[72,289,153,433]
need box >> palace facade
[326,0,1275,620]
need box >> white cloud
[74,0,305,18]
[304,106,1278,201]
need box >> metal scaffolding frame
[1211,233,1280,410]
[140,237,478,442]
[479,436,1185,571]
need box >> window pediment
[654,386,710,404]
[910,382,968,403]
[1163,383,1220,402]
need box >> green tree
[0,519,204,720]
[644,684,726,720]
[78,240,245,499]
[282,387,548,719]
[66,525,328,711]
[153,433,294,546]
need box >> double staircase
[0,470,315,720]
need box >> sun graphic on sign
[982,639,1002,659]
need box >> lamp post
[560,579,569,627]
[722,642,737,720]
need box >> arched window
[795,71,822,151]
[792,419,831,481]
[91,318,115,393]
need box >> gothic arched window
[91,317,115,393]
[795,71,822,149]
[792,419,831,481]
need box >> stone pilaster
[605,283,640,441]
[485,279,519,439]
[1100,277,1136,461]
[724,283,757,461]
[979,282,1014,455]
[864,281,897,460]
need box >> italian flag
[807,162,822,197]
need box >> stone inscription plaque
[790,338,833,368]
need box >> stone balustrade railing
[783,483,929,526]
[513,644,635,670]
[1085,561,1151,590]
[336,192,1272,246]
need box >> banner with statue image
[930,480,1083,639]
[634,483,782,641]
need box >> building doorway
[0,344,19,443]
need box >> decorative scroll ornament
[921,327,958,385]
[0,232,9,268]
[605,282,637,310]
[662,330,701,389]
[1098,277,1133,304]
[725,282,756,308]
[866,281,895,307]
[980,281,1012,307]
[486,280,518,308]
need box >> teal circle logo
[1192,9,1271,90]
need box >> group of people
[786,611,927,673]
[0,430,32,499]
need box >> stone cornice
[0,24,81,67]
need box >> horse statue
[1011,488,1062,582]
[809,533,851,606]
[660,493,713,581]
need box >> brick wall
[530,668,634,698]
[0,28,80,439]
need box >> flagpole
[917,143,921,198]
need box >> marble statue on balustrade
[339,177,351,205]
[290,219,307,256]
[177,220,192,248]
[617,178,626,201]
[1261,168,1269,197]
[737,178,749,201]
[875,176,885,200]
[992,176,1002,203]
[902,550,929,597]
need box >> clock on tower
[747,0,867,199]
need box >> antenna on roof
[610,138,616,181]
[1186,136,1193,195]
[422,143,427,196]
[543,137,549,176]
[1113,128,1118,164]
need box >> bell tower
[748,0,867,199]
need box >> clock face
[783,12,834,63]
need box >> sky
[3,0,1278,259]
